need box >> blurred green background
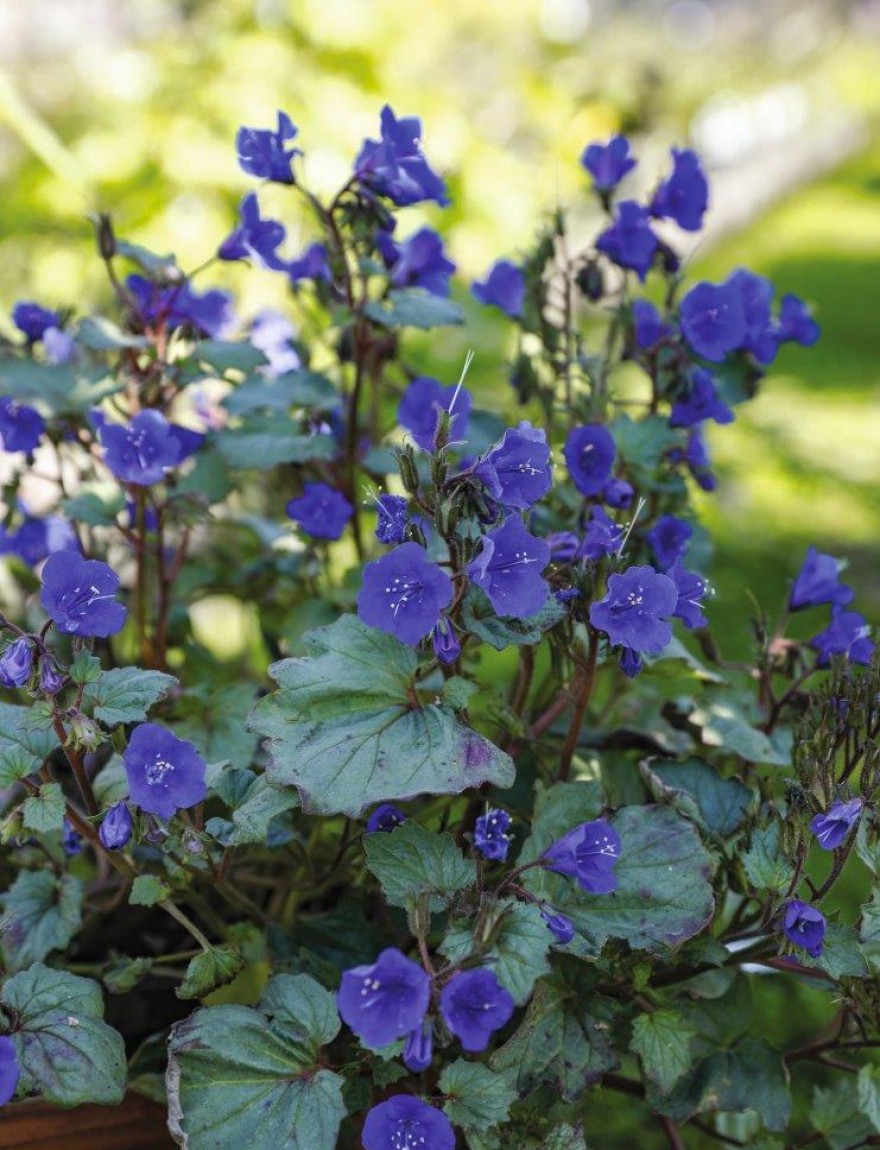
[0,0,877,656]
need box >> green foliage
[364,821,476,912]
[441,899,551,1005]
[129,875,171,907]
[641,757,753,836]
[630,1009,696,1094]
[364,288,465,329]
[83,667,177,726]
[177,946,246,1000]
[440,1059,518,1132]
[0,871,83,970]
[21,782,66,833]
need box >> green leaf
[196,339,267,374]
[859,1064,880,1133]
[224,370,338,414]
[129,875,171,907]
[0,701,57,780]
[441,675,479,710]
[0,359,124,415]
[689,699,792,766]
[177,683,259,772]
[364,288,464,330]
[462,587,566,651]
[630,1010,696,1094]
[76,315,148,350]
[364,821,476,912]
[811,1079,877,1150]
[250,615,514,816]
[441,900,551,1005]
[101,956,154,995]
[813,922,867,979]
[0,871,83,970]
[61,483,126,527]
[83,667,177,726]
[22,782,67,833]
[520,780,604,861]
[860,890,880,970]
[610,412,679,476]
[539,1125,588,1150]
[743,823,794,893]
[177,946,245,1000]
[212,773,299,845]
[69,651,103,684]
[491,981,618,1101]
[115,238,178,277]
[216,418,337,469]
[440,1060,517,1132]
[167,975,346,1150]
[2,964,126,1106]
[641,757,753,836]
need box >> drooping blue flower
[619,647,643,677]
[250,310,301,377]
[651,147,709,232]
[472,259,525,318]
[43,326,76,366]
[337,947,430,1049]
[12,300,61,342]
[126,276,235,339]
[355,105,449,207]
[286,482,353,541]
[679,281,746,362]
[647,514,692,569]
[0,514,78,568]
[810,798,862,851]
[365,804,406,834]
[357,543,453,645]
[632,300,671,351]
[669,368,735,429]
[398,377,472,451]
[123,723,207,820]
[669,563,710,629]
[218,192,288,271]
[563,424,616,497]
[672,425,717,492]
[811,610,874,667]
[603,477,635,509]
[374,494,408,545]
[789,547,854,612]
[362,1096,455,1150]
[467,515,550,620]
[40,551,127,638]
[590,564,677,654]
[387,228,455,296]
[0,1034,20,1106]
[475,422,552,510]
[403,1021,434,1073]
[473,808,512,861]
[236,110,301,184]
[542,819,621,894]
[0,638,33,688]
[579,506,623,562]
[596,201,658,280]
[439,968,515,1052]
[777,294,820,347]
[287,242,332,284]
[542,910,576,945]
[782,899,826,959]
[39,658,65,695]
[100,410,203,487]
[432,616,461,665]
[728,268,777,365]
[580,135,637,193]
[99,802,133,851]
[547,532,580,563]
[61,819,84,856]
[0,398,45,454]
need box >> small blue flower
[288,242,332,284]
[590,565,677,655]
[596,201,658,280]
[789,547,853,612]
[12,300,61,342]
[810,798,862,851]
[603,477,635,510]
[467,515,550,620]
[362,1096,455,1150]
[547,532,581,563]
[101,410,203,487]
[0,398,45,454]
[542,819,621,894]
[619,647,643,677]
[357,543,453,646]
[0,638,33,688]
[126,276,235,339]
[40,551,127,638]
[647,514,692,569]
[0,1034,20,1106]
[669,368,734,429]
[355,105,449,208]
[579,506,623,562]
[387,228,455,296]
[43,326,76,366]
[337,947,430,1048]
[61,819,84,856]
[403,1021,434,1073]
[218,192,287,271]
[398,377,472,452]
[542,910,575,945]
[728,269,777,365]
[672,426,716,492]
[669,563,710,629]
[651,147,709,232]
[777,294,820,347]
[39,658,65,695]
[0,514,77,568]
[472,259,525,318]
[374,494,408,545]
[123,723,207,820]
[473,808,512,861]
[563,424,616,497]
[440,968,515,1052]
[782,899,825,959]
[680,281,746,362]
[432,616,461,665]
[475,422,552,510]
[100,802,133,851]
[365,804,406,834]
[236,110,300,184]
[286,482,353,541]
[580,135,637,193]
[632,300,671,351]
[250,310,301,377]
[811,610,874,667]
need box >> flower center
[391,1121,427,1150]
[62,583,113,618]
[383,575,422,616]
[145,756,175,786]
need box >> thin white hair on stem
[617,496,647,559]
[448,348,475,415]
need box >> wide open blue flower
[100,410,203,487]
[669,368,734,429]
[579,506,623,562]
[387,228,455,296]
[0,1035,20,1106]
[236,110,300,184]
[123,723,207,820]
[680,280,746,362]
[40,551,127,638]
[0,398,45,454]
[362,1096,455,1150]
[782,899,825,959]
[475,422,552,510]
[590,564,677,654]
[440,968,514,1052]
[12,300,60,342]
[2,513,78,570]
[467,515,550,620]
[472,259,525,317]
[218,192,287,271]
[99,802,134,851]
[596,201,658,280]
[580,135,637,193]
[286,482,353,541]
[357,542,453,646]
[337,947,430,1049]
[398,377,471,451]
[126,276,235,339]
[542,819,621,893]
[811,609,874,667]
[473,808,512,861]
[810,798,862,851]
[563,424,615,497]
[0,638,33,688]
[355,105,449,207]
[778,294,820,347]
[651,147,709,232]
[647,514,692,570]
[789,547,853,611]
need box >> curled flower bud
[99,803,133,851]
[0,638,33,689]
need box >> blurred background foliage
[0,0,877,654]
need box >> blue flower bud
[99,803,133,851]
